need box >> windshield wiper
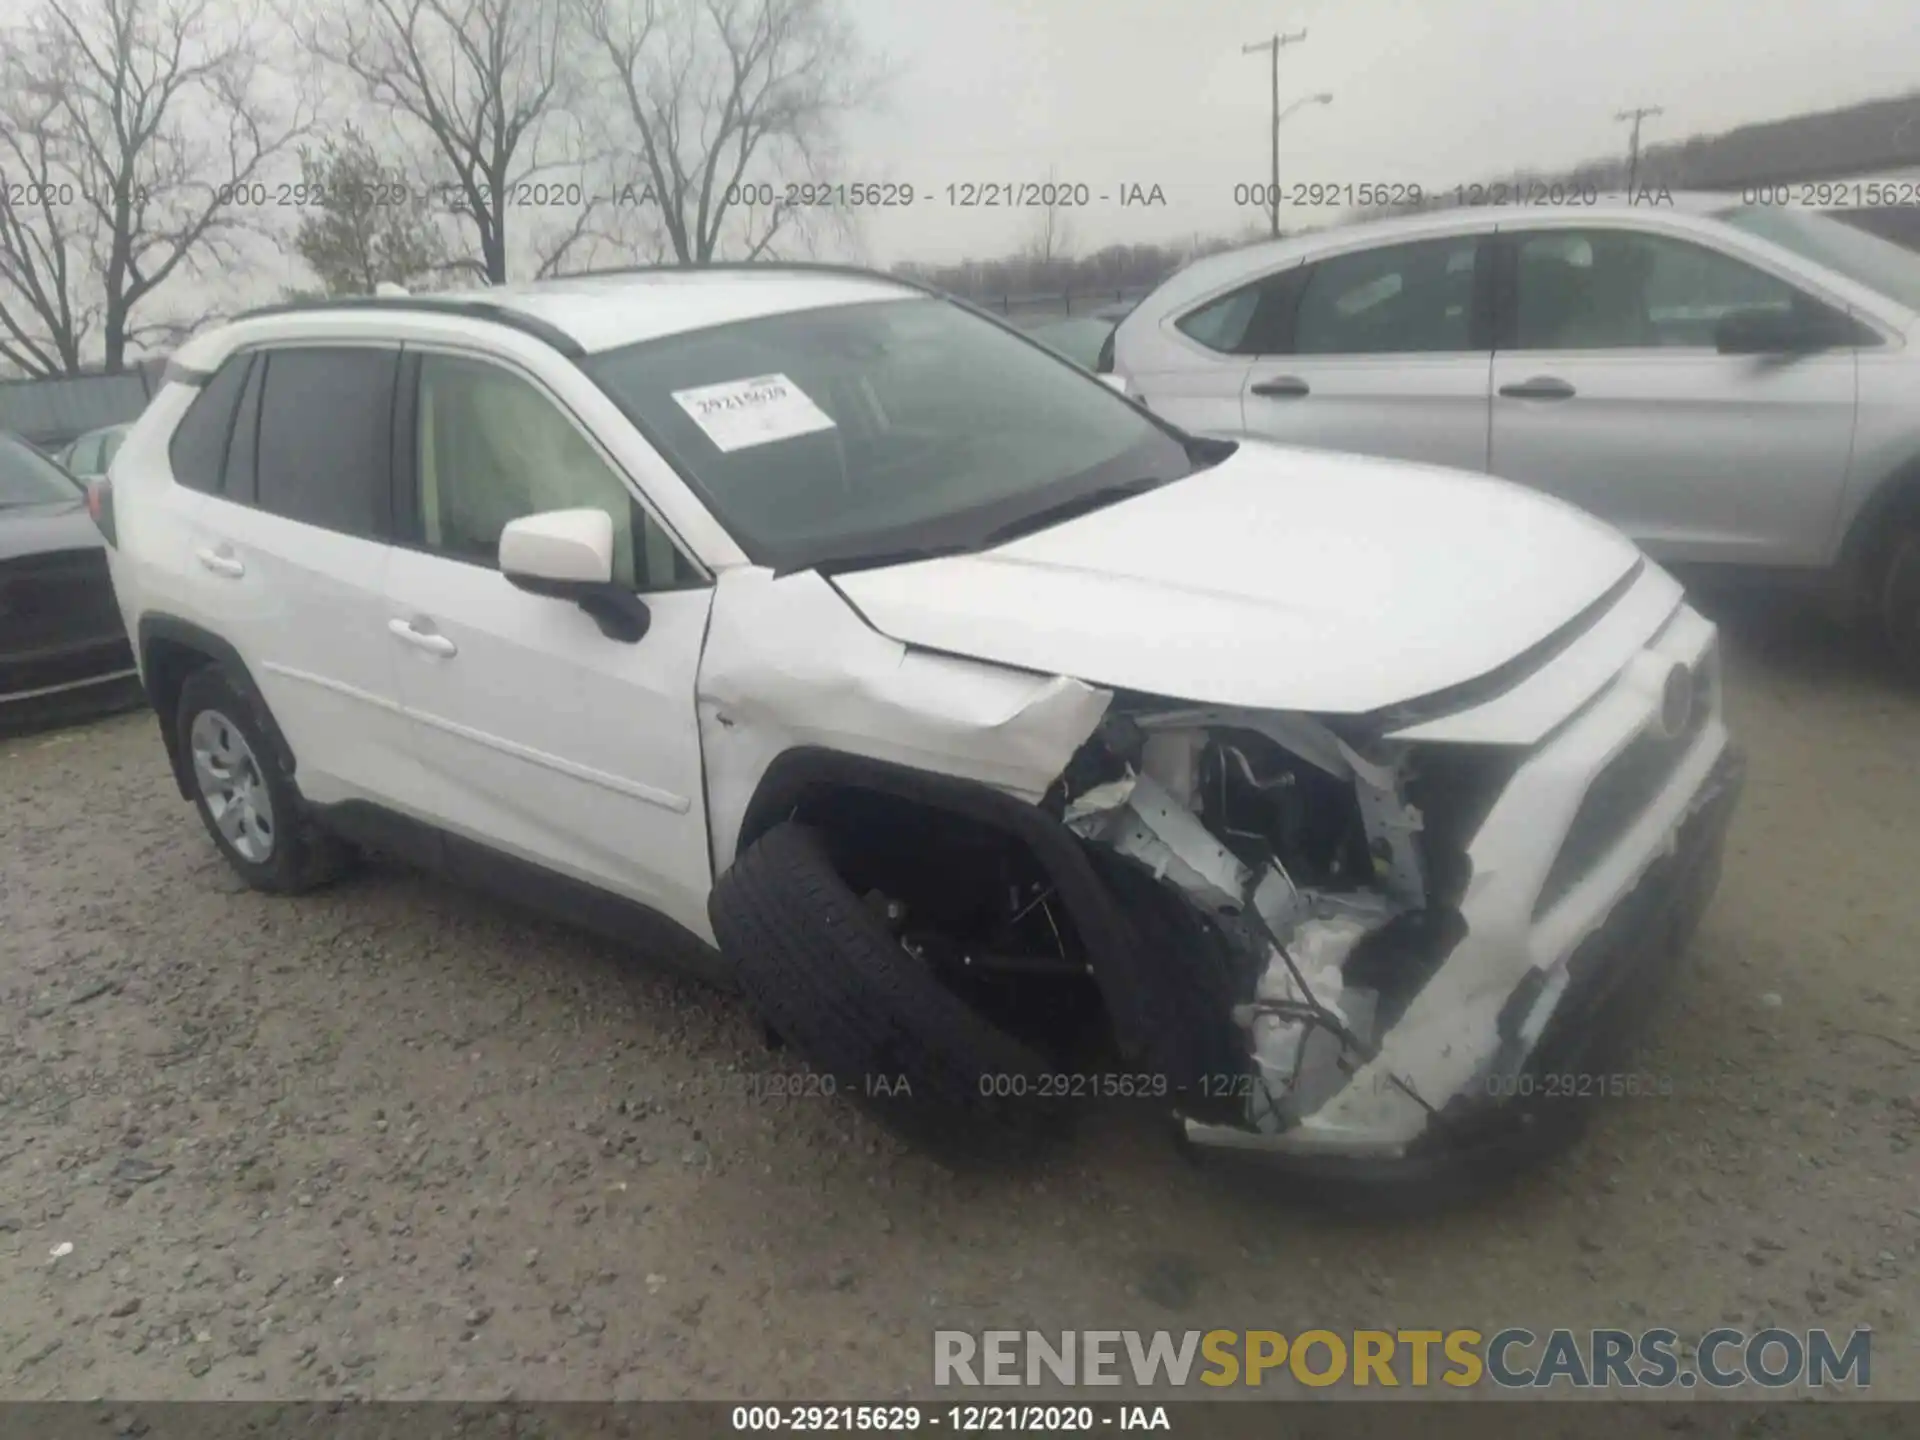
[978,475,1171,548]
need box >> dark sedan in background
[0,431,142,733]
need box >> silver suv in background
[1107,197,1920,675]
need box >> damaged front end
[702,563,1741,1186]
[1049,600,1743,1174]
[1055,704,1461,1150]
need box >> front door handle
[1249,375,1311,399]
[194,546,244,578]
[1498,376,1577,400]
[388,617,457,658]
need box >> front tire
[710,821,1064,1159]
[175,665,351,894]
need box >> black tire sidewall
[1881,530,1920,680]
[175,666,327,893]
[712,822,1068,1159]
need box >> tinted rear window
[223,356,265,505]
[254,348,396,538]
[167,356,252,493]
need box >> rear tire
[710,821,1065,1159]
[1878,526,1920,681]
[176,665,352,894]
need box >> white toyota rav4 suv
[93,265,1743,1195]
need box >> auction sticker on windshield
[671,373,837,452]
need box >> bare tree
[0,0,312,375]
[1025,166,1073,278]
[0,88,90,375]
[576,0,881,265]
[295,0,602,285]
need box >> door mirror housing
[1713,305,1856,355]
[499,508,650,643]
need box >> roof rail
[233,295,585,358]
[539,259,1071,336]
[546,259,941,298]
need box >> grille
[1533,657,1714,919]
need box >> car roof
[1136,191,1744,314]
[202,265,926,365]
[448,266,924,352]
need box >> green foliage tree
[292,125,449,295]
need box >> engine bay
[1055,703,1465,1137]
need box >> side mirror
[1096,372,1130,394]
[499,508,650,643]
[1713,306,1846,356]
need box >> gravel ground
[1,593,1915,1402]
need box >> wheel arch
[136,615,292,801]
[729,746,1160,1060]
[1840,451,1920,586]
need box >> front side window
[0,432,81,507]
[253,347,397,539]
[1292,236,1482,355]
[415,353,698,592]
[1715,204,1920,312]
[1177,286,1262,353]
[583,296,1201,571]
[1173,268,1302,355]
[1511,229,1803,350]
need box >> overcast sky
[15,0,1920,347]
[830,0,1920,266]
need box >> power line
[1243,28,1310,238]
[1616,105,1665,192]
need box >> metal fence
[0,363,163,451]
[957,284,1160,322]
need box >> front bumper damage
[1060,595,1743,1179]
[700,564,1742,1190]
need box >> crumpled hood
[830,441,1643,716]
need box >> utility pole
[1244,28,1309,237]
[1616,105,1665,193]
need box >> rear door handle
[194,546,245,578]
[388,617,458,658]
[1249,376,1311,399]
[1498,376,1576,400]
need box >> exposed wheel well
[733,748,1165,1063]
[755,775,1114,1049]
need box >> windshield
[582,296,1200,571]
[0,432,81,508]
[1714,205,1920,312]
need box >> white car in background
[1106,197,1920,674]
[90,266,1741,1199]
